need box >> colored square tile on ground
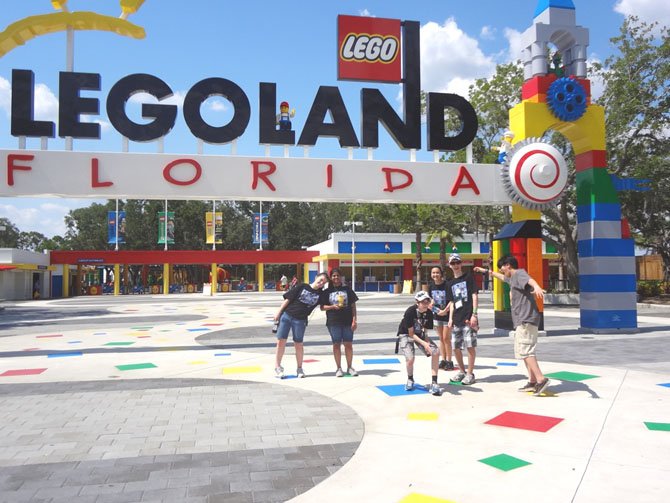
[303,359,319,363]
[1,368,47,377]
[68,341,82,344]
[47,352,83,358]
[115,363,157,371]
[408,412,439,421]
[222,366,262,374]
[485,411,564,433]
[658,383,670,388]
[377,384,429,397]
[36,334,62,338]
[399,493,457,503]
[644,422,670,432]
[479,453,531,471]
[214,353,231,356]
[104,342,135,346]
[545,371,599,382]
[363,358,401,364]
[187,328,210,332]
[189,361,208,365]
[496,362,518,366]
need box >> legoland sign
[1,15,499,204]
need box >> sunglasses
[450,261,462,265]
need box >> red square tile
[1,368,48,377]
[302,359,320,363]
[485,411,564,432]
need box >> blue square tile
[376,384,429,396]
[497,362,518,367]
[363,358,401,365]
[657,382,670,388]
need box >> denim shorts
[327,324,354,344]
[275,312,307,343]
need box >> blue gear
[547,77,587,122]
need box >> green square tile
[115,363,157,371]
[644,422,670,432]
[545,371,599,382]
[104,342,135,346]
[479,453,531,471]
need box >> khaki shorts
[514,323,538,359]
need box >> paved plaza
[1,292,669,502]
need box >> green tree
[594,16,670,279]
[0,218,20,248]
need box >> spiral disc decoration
[547,77,587,122]
[502,138,568,211]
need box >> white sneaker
[335,368,344,377]
[274,366,284,379]
[405,379,415,391]
[430,383,443,396]
[347,367,358,377]
[451,371,466,382]
[296,367,306,378]
[462,373,476,385]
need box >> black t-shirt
[320,286,359,326]
[283,283,322,319]
[446,271,478,326]
[398,305,434,339]
[428,281,449,322]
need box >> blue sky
[1,0,668,238]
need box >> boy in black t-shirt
[396,291,442,396]
[446,254,479,385]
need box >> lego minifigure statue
[276,101,296,131]
[493,130,514,164]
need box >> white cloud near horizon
[0,198,102,237]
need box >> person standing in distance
[396,291,442,396]
[428,266,454,371]
[446,253,479,385]
[273,272,329,379]
[475,255,550,396]
[320,268,359,377]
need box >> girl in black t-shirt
[429,266,454,371]
[273,272,329,379]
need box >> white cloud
[614,0,670,30]
[503,27,525,63]
[207,97,228,112]
[420,18,496,97]
[480,26,496,40]
[0,77,10,117]
[0,198,100,237]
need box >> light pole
[344,221,362,291]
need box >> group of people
[272,254,550,398]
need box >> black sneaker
[533,378,550,396]
[439,360,447,370]
[445,360,455,371]
[518,381,537,392]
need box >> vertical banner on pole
[158,211,175,244]
[206,212,223,244]
[107,211,126,244]
[252,213,269,245]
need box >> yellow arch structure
[0,4,146,58]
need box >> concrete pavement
[1,292,669,502]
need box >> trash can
[389,284,394,293]
[393,283,401,294]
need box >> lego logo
[340,34,399,63]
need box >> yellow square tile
[222,366,262,374]
[399,493,457,503]
[407,412,439,421]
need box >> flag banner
[107,211,126,244]
[252,212,269,244]
[158,211,175,244]
[206,212,223,244]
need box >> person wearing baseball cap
[393,289,442,396]
[447,252,479,385]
